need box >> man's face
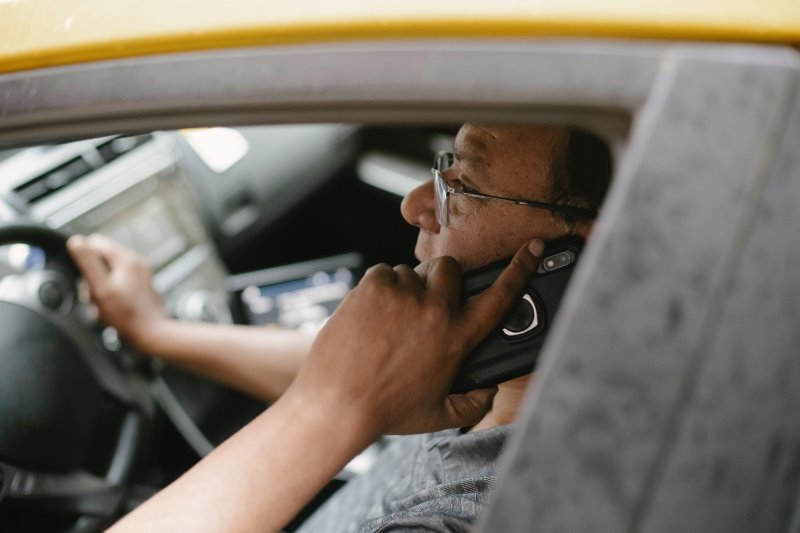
[401,123,577,271]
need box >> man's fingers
[67,235,111,290]
[461,239,544,348]
[361,263,397,285]
[84,233,137,264]
[393,264,422,288]
[421,257,461,306]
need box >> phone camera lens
[542,251,574,272]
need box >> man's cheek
[416,229,449,258]
[413,236,432,263]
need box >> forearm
[109,390,372,533]
[136,320,313,402]
[66,235,313,401]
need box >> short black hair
[549,129,613,227]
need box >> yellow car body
[0,0,798,74]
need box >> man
[68,123,611,531]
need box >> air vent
[96,134,152,164]
[10,134,154,206]
[13,156,92,203]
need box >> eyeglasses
[432,151,597,226]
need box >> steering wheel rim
[0,222,153,530]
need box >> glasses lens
[433,168,449,226]
[432,152,454,226]
[434,152,454,172]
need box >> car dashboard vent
[12,156,92,203]
[11,134,152,205]
[96,134,152,164]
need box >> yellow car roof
[0,0,799,75]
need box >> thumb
[441,387,498,428]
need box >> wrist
[279,384,379,457]
[127,315,177,354]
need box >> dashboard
[0,133,228,319]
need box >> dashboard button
[38,280,65,312]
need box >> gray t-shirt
[297,425,511,532]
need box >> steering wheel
[0,223,155,531]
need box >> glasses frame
[432,151,598,226]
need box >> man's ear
[580,220,594,239]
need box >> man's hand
[284,238,545,440]
[66,234,169,350]
[109,240,544,533]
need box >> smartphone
[450,236,584,394]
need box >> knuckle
[359,282,380,297]
[86,233,104,247]
[358,269,392,296]
[364,263,392,279]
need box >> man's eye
[447,178,467,191]
[457,181,483,195]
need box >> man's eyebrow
[453,149,486,166]
[453,128,491,165]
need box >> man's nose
[400,179,441,233]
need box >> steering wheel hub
[0,302,105,471]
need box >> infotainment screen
[225,253,363,334]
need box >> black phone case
[450,236,584,393]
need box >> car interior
[0,122,549,530]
